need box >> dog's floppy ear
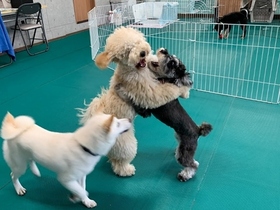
[95,52,112,69]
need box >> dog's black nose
[140,51,146,57]
[160,48,168,55]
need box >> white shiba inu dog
[1,112,131,208]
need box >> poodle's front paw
[113,163,136,177]
[179,86,190,99]
[82,197,97,208]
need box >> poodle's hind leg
[177,160,199,182]
[107,130,137,177]
[110,159,136,177]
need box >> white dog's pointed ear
[95,52,112,69]
[4,112,15,125]
[103,115,114,133]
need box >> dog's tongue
[136,59,146,68]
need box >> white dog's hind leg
[4,145,28,195]
[61,180,96,208]
[29,161,41,177]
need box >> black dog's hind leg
[175,133,198,167]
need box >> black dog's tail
[198,123,213,137]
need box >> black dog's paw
[134,106,152,118]
[177,173,188,182]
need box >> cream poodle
[79,26,189,177]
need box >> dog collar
[80,144,99,156]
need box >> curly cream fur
[79,26,188,176]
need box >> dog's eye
[168,60,176,68]
[140,51,146,57]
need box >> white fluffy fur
[1,112,131,208]
[79,26,189,177]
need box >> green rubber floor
[0,30,279,210]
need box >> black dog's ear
[160,48,168,55]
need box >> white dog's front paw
[12,178,27,196]
[82,198,97,208]
[16,186,27,195]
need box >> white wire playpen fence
[88,2,280,104]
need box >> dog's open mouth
[151,61,159,67]
[135,58,146,69]
[121,129,129,134]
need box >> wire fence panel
[89,2,280,104]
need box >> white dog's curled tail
[1,112,35,140]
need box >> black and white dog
[116,48,212,182]
[214,8,249,39]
